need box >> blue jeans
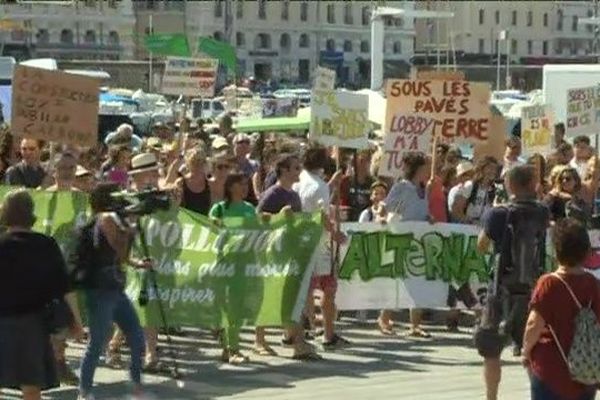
[530,373,596,400]
[79,289,145,394]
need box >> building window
[588,10,594,32]
[479,9,484,25]
[258,0,266,19]
[327,4,335,24]
[511,10,517,26]
[236,1,243,19]
[214,0,223,18]
[281,0,289,21]
[543,40,548,55]
[478,39,485,53]
[301,2,308,22]
[360,40,369,53]
[393,41,402,54]
[511,39,517,54]
[107,31,119,46]
[85,0,96,7]
[344,3,353,24]
[107,0,117,8]
[527,11,532,26]
[395,18,404,27]
[495,10,500,24]
[213,31,223,41]
[299,33,309,48]
[362,6,370,26]
[343,40,352,52]
[495,39,499,53]
[144,27,154,35]
[236,32,245,47]
[256,33,271,49]
[572,15,578,31]
[557,9,563,31]
[527,40,532,54]
[36,29,49,44]
[571,40,577,55]
[325,39,335,51]
[84,30,96,44]
[280,33,291,52]
[543,13,548,27]
[60,29,74,44]
[145,0,156,10]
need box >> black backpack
[68,218,99,288]
[498,200,548,289]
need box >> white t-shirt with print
[455,180,490,223]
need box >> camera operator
[77,182,149,400]
[107,152,166,373]
[475,165,549,400]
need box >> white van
[190,98,225,121]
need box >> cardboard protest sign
[566,85,600,137]
[385,79,491,145]
[262,97,298,118]
[11,66,99,147]
[161,57,218,97]
[521,104,553,155]
[472,112,506,163]
[379,114,436,178]
[314,66,336,92]
[310,90,370,149]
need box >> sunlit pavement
[3,316,529,400]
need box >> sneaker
[57,360,79,386]
[322,334,351,351]
[281,335,294,347]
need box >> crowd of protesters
[1,116,600,400]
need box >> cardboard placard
[11,65,99,147]
[161,57,218,97]
[566,85,600,137]
[521,104,553,156]
[379,114,436,178]
[310,91,369,149]
[472,113,506,164]
[262,98,298,118]
[314,66,336,92]
[385,79,491,145]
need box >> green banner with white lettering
[0,187,322,328]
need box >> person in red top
[523,218,600,400]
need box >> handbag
[547,273,600,385]
[43,298,74,334]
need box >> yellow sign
[521,104,553,156]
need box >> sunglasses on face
[561,175,574,183]
[21,147,37,151]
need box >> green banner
[144,33,191,57]
[0,188,322,328]
[197,37,237,75]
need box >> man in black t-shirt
[5,138,46,188]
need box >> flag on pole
[144,33,191,57]
[499,30,508,40]
[197,37,237,75]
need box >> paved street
[3,316,529,400]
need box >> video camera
[109,189,172,216]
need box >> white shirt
[570,158,588,179]
[292,169,330,212]
[454,180,490,223]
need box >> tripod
[135,221,182,380]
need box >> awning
[234,114,310,133]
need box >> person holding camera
[0,189,71,400]
[76,183,150,400]
[475,165,549,400]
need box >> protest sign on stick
[314,66,336,92]
[310,91,370,149]
[11,65,99,148]
[566,85,600,137]
[521,104,553,156]
[161,57,218,97]
[385,79,491,145]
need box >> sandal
[228,351,249,365]
[143,360,168,374]
[105,352,124,369]
[292,351,323,361]
[408,328,432,338]
[220,348,230,362]
[377,318,396,336]
[253,344,278,356]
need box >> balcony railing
[34,42,122,52]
